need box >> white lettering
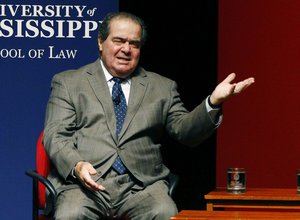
[7,4,19,17]
[40,20,54,38]
[60,5,72,18]
[0,19,13,37]
[0,48,25,58]
[32,5,43,17]
[74,5,86,18]
[67,20,82,38]
[87,8,97,17]
[0,19,101,38]
[0,4,100,39]
[44,5,55,17]
[25,20,39,37]
[56,20,64,38]
[49,46,77,59]
[83,21,98,38]
[0,5,5,16]
[28,48,44,58]
[22,5,31,16]
[15,19,24,37]
[0,4,89,18]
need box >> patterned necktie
[111,77,127,174]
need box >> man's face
[98,18,142,78]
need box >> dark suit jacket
[43,58,218,194]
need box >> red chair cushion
[36,131,50,209]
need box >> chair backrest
[36,131,50,209]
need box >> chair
[25,131,56,220]
[26,131,179,220]
[168,172,179,197]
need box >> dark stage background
[120,0,218,210]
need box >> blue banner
[0,1,118,219]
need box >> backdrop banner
[0,0,118,219]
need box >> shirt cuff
[205,96,223,125]
[70,167,77,179]
[207,95,222,109]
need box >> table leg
[206,202,213,211]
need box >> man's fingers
[222,72,236,83]
[234,77,255,93]
[83,175,105,191]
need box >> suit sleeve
[43,73,83,180]
[166,81,219,147]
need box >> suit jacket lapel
[85,59,118,144]
[118,68,147,142]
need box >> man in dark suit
[43,12,254,219]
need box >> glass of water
[227,167,246,194]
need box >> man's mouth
[117,56,130,61]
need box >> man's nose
[121,41,130,52]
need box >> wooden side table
[204,187,300,211]
[170,210,300,219]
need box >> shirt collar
[99,59,131,84]
[99,59,114,82]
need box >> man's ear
[98,38,103,51]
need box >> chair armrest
[168,173,179,198]
[25,169,57,216]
